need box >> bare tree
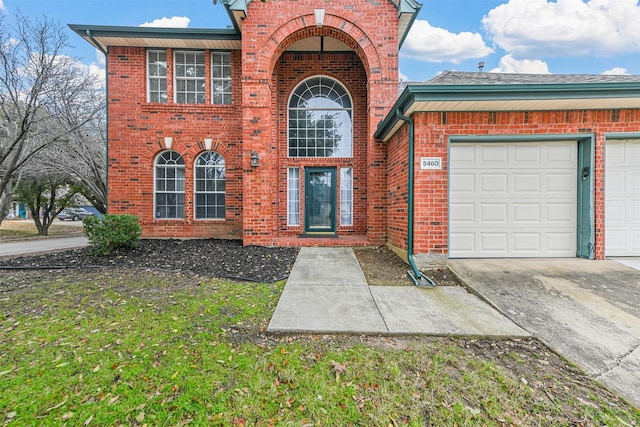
[0,12,105,223]
[40,111,107,214]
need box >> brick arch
[255,14,380,80]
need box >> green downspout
[86,30,108,213]
[396,110,435,287]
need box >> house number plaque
[420,157,442,170]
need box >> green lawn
[1,270,638,426]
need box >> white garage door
[605,139,640,256]
[450,141,577,258]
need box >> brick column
[241,80,274,245]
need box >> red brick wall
[387,109,640,260]
[107,46,244,238]
[107,1,402,245]
[273,52,368,236]
[239,0,399,245]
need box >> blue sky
[2,0,639,82]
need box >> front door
[304,167,336,234]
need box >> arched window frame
[287,76,353,158]
[194,151,226,220]
[154,150,185,219]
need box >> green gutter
[395,110,435,288]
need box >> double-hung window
[174,51,205,104]
[194,152,226,219]
[155,151,185,219]
[211,52,232,104]
[147,50,167,102]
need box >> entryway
[304,167,336,234]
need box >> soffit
[285,37,353,52]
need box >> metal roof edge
[68,24,240,44]
[375,81,640,141]
[398,0,421,48]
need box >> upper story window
[288,76,353,158]
[147,50,167,103]
[211,52,232,105]
[174,51,205,104]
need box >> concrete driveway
[448,258,640,409]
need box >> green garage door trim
[448,134,594,259]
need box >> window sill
[141,103,236,112]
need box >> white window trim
[147,49,167,103]
[210,51,232,105]
[194,151,226,220]
[287,167,300,226]
[154,151,185,220]
[173,50,205,104]
[287,75,354,159]
[340,167,353,226]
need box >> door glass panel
[307,170,334,230]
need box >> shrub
[83,214,142,255]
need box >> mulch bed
[0,239,299,283]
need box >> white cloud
[489,54,550,73]
[601,67,630,75]
[401,19,494,64]
[0,0,6,11]
[483,0,640,58]
[139,16,190,28]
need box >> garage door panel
[605,139,640,256]
[512,233,541,252]
[605,171,625,193]
[630,201,640,222]
[546,203,575,222]
[450,141,577,258]
[544,173,575,194]
[480,145,509,163]
[450,145,475,163]
[449,232,475,254]
[450,173,475,193]
[513,174,541,192]
[449,203,475,223]
[547,144,576,163]
[513,145,541,163]
[479,233,508,252]
[513,204,540,222]
[547,232,575,251]
[480,174,508,193]
[480,203,508,222]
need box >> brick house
[71,0,640,266]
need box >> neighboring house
[70,0,640,264]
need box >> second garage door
[449,141,577,258]
[605,139,640,256]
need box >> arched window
[155,151,185,219]
[194,151,226,219]
[288,76,352,158]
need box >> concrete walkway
[268,247,529,337]
[0,235,89,257]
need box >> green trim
[68,24,239,50]
[397,0,422,48]
[576,136,595,259]
[449,133,594,143]
[304,167,336,234]
[375,82,640,141]
[605,132,640,140]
